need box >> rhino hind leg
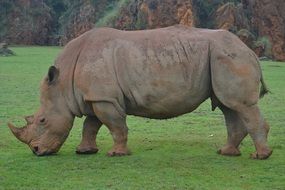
[92,101,130,157]
[76,116,102,154]
[218,104,248,156]
[238,105,272,159]
[216,102,272,159]
[210,50,272,159]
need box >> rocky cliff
[113,0,196,30]
[0,0,284,61]
[248,0,285,61]
[0,0,53,45]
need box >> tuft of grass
[0,47,285,189]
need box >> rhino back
[74,26,212,119]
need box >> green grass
[0,47,284,190]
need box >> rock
[259,56,271,61]
[0,42,15,56]
[213,2,250,32]
[212,1,285,61]
[59,0,96,45]
[0,0,284,61]
[213,2,258,54]
[248,0,285,61]
[113,0,196,30]
[58,0,123,45]
[214,3,237,31]
[0,42,8,49]
[1,0,53,45]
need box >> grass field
[0,47,284,190]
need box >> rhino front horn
[8,123,28,144]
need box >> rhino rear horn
[8,123,28,144]
[25,115,34,124]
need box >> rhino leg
[76,116,102,154]
[92,101,130,157]
[210,47,272,159]
[239,105,272,159]
[218,105,248,156]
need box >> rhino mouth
[33,150,56,156]
[29,141,61,156]
[31,146,57,156]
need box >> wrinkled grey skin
[9,25,272,159]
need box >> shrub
[237,29,254,37]
[253,36,272,58]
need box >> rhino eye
[39,118,46,124]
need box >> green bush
[236,29,255,43]
[254,36,272,58]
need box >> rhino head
[8,66,75,156]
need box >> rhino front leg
[218,105,248,156]
[76,116,102,154]
[92,101,130,157]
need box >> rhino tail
[255,52,270,98]
[259,73,270,98]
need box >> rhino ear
[47,66,59,85]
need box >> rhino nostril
[34,146,39,152]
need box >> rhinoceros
[8,25,272,159]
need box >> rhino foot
[250,149,272,160]
[217,145,241,156]
[107,149,131,157]
[76,147,99,154]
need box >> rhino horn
[24,115,34,124]
[8,122,28,144]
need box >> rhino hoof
[76,147,99,155]
[217,146,241,156]
[107,150,131,157]
[250,150,272,160]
